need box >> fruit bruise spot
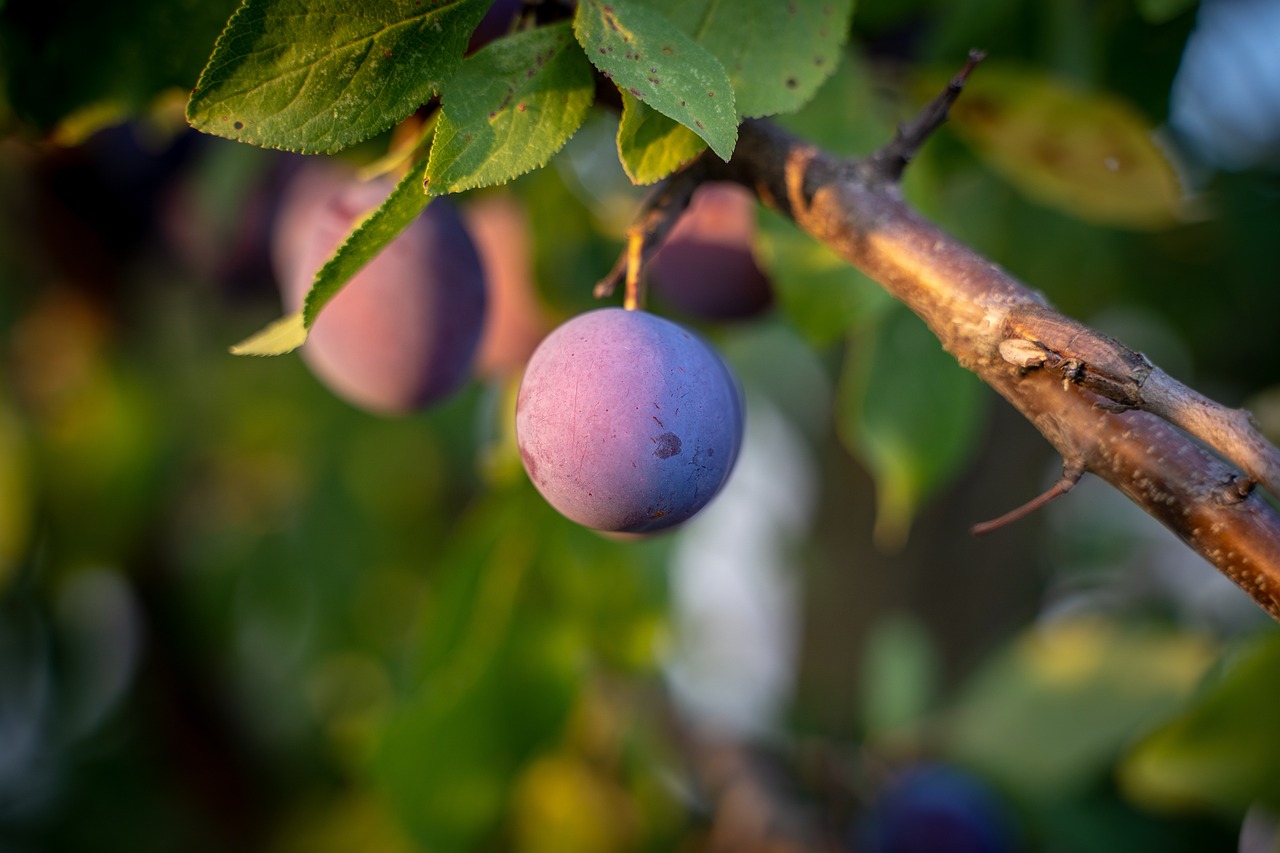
[652,432,682,459]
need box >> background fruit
[647,182,773,321]
[273,165,487,415]
[515,307,744,533]
[462,191,550,378]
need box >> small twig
[594,160,708,303]
[865,48,986,184]
[972,464,1085,536]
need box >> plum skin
[274,166,486,415]
[515,308,744,534]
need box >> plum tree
[515,307,743,534]
[272,164,487,415]
[647,181,773,321]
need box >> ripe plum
[515,307,743,533]
[648,182,772,321]
[273,165,487,415]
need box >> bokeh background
[2,0,1280,850]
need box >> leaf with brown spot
[939,63,1185,229]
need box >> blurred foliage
[1,1,1279,851]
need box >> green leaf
[944,618,1217,800]
[638,0,855,118]
[616,92,707,184]
[1120,631,1280,815]
[186,0,491,153]
[229,311,307,356]
[941,63,1184,229]
[426,22,595,195]
[229,164,431,355]
[756,208,893,346]
[573,0,737,161]
[836,304,987,548]
[303,164,433,326]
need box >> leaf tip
[229,312,308,357]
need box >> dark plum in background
[647,181,773,321]
[515,307,744,534]
[855,764,1019,853]
[463,191,551,378]
[272,164,487,415]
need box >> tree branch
[713,118,1280,621]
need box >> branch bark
[709,118,1280,621]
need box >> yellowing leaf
[616,92,706,184]
[942,64,1184,229]
[229,311,307,356]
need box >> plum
[273,164,487,415]
[647,182,773,321]
[856,764,1018,853]
[462,192,551,378]
[515,307,743,533]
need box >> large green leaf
[942,63,1184,230]
[426,22,595,195]
[837,304,987,548]
[944,618,1217,801]
[615,92,706,184]
[1120,631,1280,815]
[229,164,432,356]
[639,0,855,118]
[574,0,737,161]
[187,0,490,153]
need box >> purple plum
[273,164,487,415]
[515,307,744,533]
[647,182,773,321]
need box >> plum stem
[622,229,646,310]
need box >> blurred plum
[647,182,773,321]
[273,165,487,415]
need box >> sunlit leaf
[187,0,491,153]
[574,0,737,161]
[426,22,595,194]
[303,164,432,325]
[616,92,706,184]
[942,63,1184,229]
[639,0,855,117]
[229,164,432,355]
[1120,631,1280,815]
[229,311,307,356]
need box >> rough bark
[703,119,1280,620]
